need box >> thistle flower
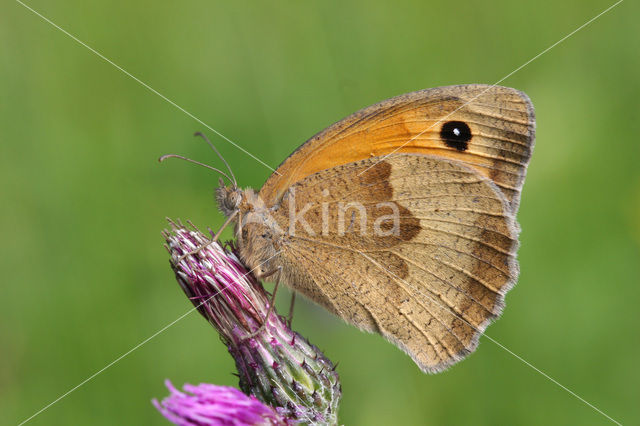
[158,220,341,425]
[153,380,293,426]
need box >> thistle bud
[157,220,341,425]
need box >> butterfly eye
[440,121,472,151]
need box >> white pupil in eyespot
[453,128,461,137]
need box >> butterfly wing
[272,154,519,372]
[260,84,535,212]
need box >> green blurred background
[1,0,638,424]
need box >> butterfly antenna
[158,154,234,184]
[194,132,237,188]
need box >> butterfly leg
[177,211,238,262]
[287,292,296,328]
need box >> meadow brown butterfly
[212,84,535,373]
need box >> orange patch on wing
[260,85,534,210]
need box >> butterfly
[211,84,535,373]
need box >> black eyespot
[440,121,472,151]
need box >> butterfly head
[215,178,244,218]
